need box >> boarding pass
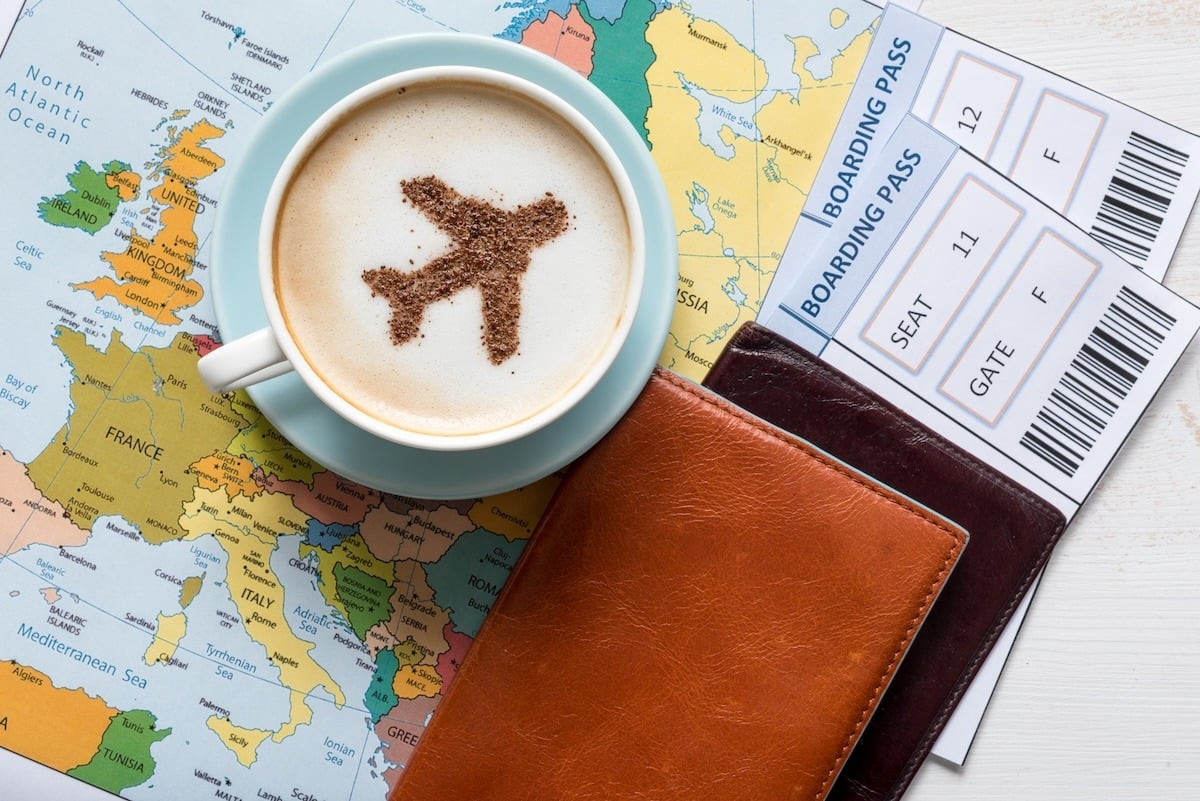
[761,113,1199,759]
[767,113,1198,503]
[763,1,1200,320]
[760,2,1200,760]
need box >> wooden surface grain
[909,1,1200,796]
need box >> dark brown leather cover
[389,368,966,801]
[703,322,1067,801]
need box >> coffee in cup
[197,66,645,452]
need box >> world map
[0,1,878,798]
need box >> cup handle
[196,327,294,392]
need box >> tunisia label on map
[0,2,880,799]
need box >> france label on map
[0,2,884,799]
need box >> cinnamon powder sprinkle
[362,175,568,365]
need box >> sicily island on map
[0,2,878,799]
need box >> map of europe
[0,1,878,798]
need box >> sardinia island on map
[0,3,879,800]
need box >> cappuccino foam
[273,80,634,440]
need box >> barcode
[1089,131,1189,269]
[1019,286,1176,478]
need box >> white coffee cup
[197,65,645,452]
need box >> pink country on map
[0,449,88,555]
[519,5,596,75]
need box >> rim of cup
[257,65,647,452]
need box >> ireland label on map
[0,2,883,799]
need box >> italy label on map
[0,3,881,799]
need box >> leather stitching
[722,325,1067,801]
[654,369,966,801]
[658,369,966,546]
[888,520,1063,801]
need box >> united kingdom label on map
[0,1,901,800]
[763,2,1200,327]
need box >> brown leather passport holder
[703,322,1067,801]
[389,368,966,801]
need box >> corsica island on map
[2,2,879,798]
[5,84,558,801]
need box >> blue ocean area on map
[680,74,762,159]
[0,0,883,797]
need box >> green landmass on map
[37,160,138,235]
[365,648,401,723]
[333,562,393,639]
[66,709,170,793]
[580,0,656,146]
[0,3,880,797]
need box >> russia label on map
[0,3,881,799]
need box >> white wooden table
[3,2,1196,799]
[907,1,1200,797]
